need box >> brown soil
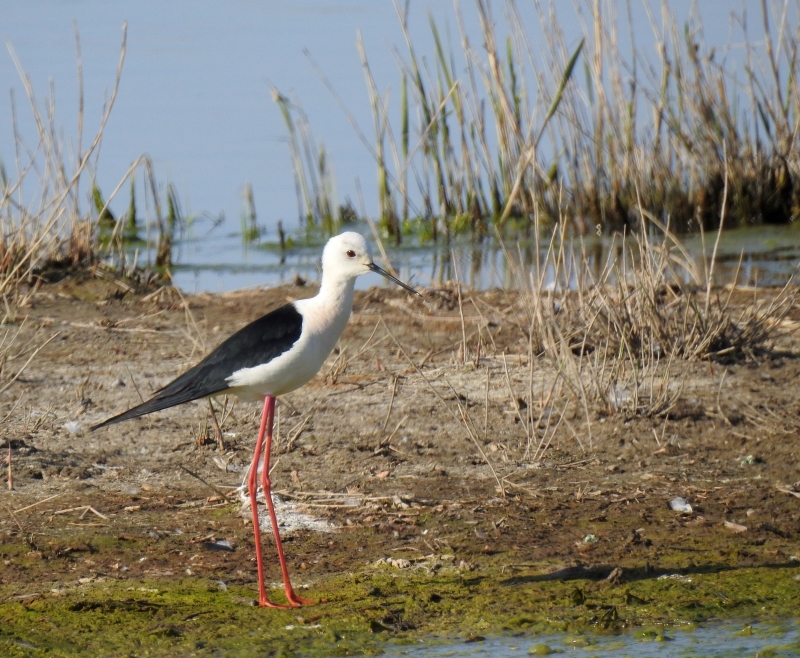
[1,277,799,641]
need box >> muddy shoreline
[1,278,799,655]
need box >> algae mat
[2,562,799,655]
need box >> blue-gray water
[2,1,799,292]
[386,621,800,657]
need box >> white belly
[225,334,328,399]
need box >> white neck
[319,273,356,311]
[296,274,356,349]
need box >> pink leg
[247,396,283,607]
[259,396,317,607]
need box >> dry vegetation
[486,227,798,466]
[0,24,186,303]
[275,0,800,242]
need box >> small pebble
[669,497,692,513]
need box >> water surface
[387,620,800,657]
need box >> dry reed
[285,0,799,241]
[0,23,188,299]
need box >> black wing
[90,302,303,430]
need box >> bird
[91,232,421,608]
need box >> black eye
[346,250,356,258]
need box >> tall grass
[288,0,799,241]
[271,88,340,237]
[0,27,127,296]
[0,24,189,297]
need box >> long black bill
[368,262,422,297]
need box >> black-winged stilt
[92,232,420,608]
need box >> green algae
[1,557,798,657]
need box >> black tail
[90,369,229,431]
[90,395,186,431]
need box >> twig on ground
[6,438,12,490]
[208,399,225,451]
[0,332,60,396]
[13,492,65,514]
[381,375,399,432]
[178,464,229,499]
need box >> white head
[321,232,420,295]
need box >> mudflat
[2,278,799,656]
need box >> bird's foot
[257,593,323,608]
[258,597,297,609]
[286,594,322,606]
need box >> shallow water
[168,222,800,294]
[388,621,800,658]
[3,1,797,292]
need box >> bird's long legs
[259,396,316,607]
[247,395,315,608]
[247,397,276,607]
